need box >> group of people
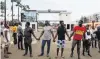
[0,20,100,59]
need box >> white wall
[38,13,60,20]
[60,13,76,31]
[22,22,38,32]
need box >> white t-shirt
[85,29,92,40]
[91,29,96,38]
[3,28,10,42]
[43,26,52,40]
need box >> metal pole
[12,1,13,21]
[36,13,38,30]
[18,5,19,21]
[4,0,6,26]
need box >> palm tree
[16,1,30,21]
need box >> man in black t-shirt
[23,22,37,57]
[53,21,70,58]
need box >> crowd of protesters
[0,20,100,59]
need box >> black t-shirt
[24,27,33,38]
[24,27,33,43]
[57,26,66,40]
[95,30,100,40]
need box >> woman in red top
[69,20,86,59]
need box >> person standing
[17,23,24,50]
[38,21,54,57]
[0,22,4,36]
[23,22,37,57]
[91,28,97,48]
[3,25,12,58]
[95,26,100,53]
[12,24,17,45]
[69,20,86,59]
[53,21,69,58]
[82,25,92,57]
[0,22,4,49]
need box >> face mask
[79,24,82,27]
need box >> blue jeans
[41,40,51,55]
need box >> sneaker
[98,51,100,53]
[55,56,58,59]
[23,54,27,56]
[82,53,85,56]
[30,54,33,57]
[88,54,92,57]
[7,52,12,54]
[70,53,73,57]
[21,49,25,50]
[95,47,97,48]
[47,54,49,57]
[4,55,9,58]
[78,56,80,59]
[38,54,43,57]
[61,56,65,59]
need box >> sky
[1,0,100,21]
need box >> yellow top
[10,26,17,33]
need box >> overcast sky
[2,0,100,21]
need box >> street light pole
[11,1,14,21]
[18,5,19,21]
[4,0,6,26]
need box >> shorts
[57,40,65,48]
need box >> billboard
[21,10,37,22]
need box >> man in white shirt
[82,25,92,57]
[38,21,54,57]
[91,28,97,48]
[17,23,24,50]
[3,25,12,58]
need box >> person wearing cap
[95,26,100,53]
[23,22,38,57]
[69,20,86,59]
[38,21,54,57]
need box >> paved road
[1,32,100,59]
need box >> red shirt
[73,25,86,40]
